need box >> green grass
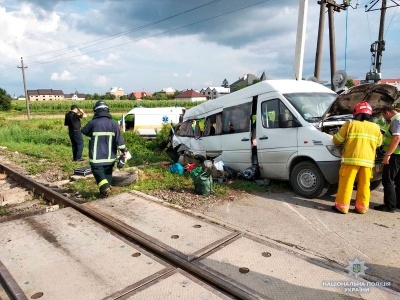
[0,208,9,216]
[0,106,287,202]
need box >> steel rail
[0,260,28,300]
[0,164,260,300]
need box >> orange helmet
[353,101,372,117]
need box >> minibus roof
[183,80,335,120]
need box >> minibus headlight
[326,145,342,158]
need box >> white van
[121,106,185,137]
[169,80,398,198]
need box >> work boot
[331,205,346,214]
[373,204,395,213]
[100,187,111,198]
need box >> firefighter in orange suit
[332,102,382,214]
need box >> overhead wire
[384,6,398,38]
[24,0,223,60]
[0,0,223,74]
[17,0,272,68]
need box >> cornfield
[12,100,199,113]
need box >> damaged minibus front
[168,80,399,198]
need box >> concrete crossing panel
[193,235,399,300]
[85,193,238,261]
[0,208,172,300]
[120,269,234,300]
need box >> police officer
[374,105,400,213]
[64,104,87,161]
[81,101,127,198]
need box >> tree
[0,88,12,111]
[345,79,355,89]
[221,78,229,88]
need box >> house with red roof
[353,78,400,88]
[175,89,207,102]
[127,91,152,100]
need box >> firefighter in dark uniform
[81,101,127,197]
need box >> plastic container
[203,160,212,168]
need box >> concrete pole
[328,5,337,91]
[376,0,386,74]
[294,0,308,81]
[314,1,326,80]
[19,57,30,120]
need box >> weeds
[0,107,290,204]
[0,208,9,216]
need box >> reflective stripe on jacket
[81,115,126,165]
[383,114,400,154]
[333,120,382,168]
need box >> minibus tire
[353,179,381,191]
[290,161,329,198]
[369,179,381,191]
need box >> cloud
[0,0,398,97]
[95,75,108,88]
[50,70,76,81]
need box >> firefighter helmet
[353,101,372,116]
[93,100,109,112]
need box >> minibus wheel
[290,161,329,198]
[369,179,381,191]
[353,179,381,191]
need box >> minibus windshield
[283,93,337,123]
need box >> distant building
[107,87,124,99]
[27,89,64,101]
[175,89,207,102]
[200,87,230,100]
[353,78,400,88]
[65,91,86,100]
[230,74,260,91]
[159,87,176,95]
[127,91,153,100]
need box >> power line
[16,0,271,69]
[25,0,223,60]
[0,0,223,74]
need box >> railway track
[1,163,398,300]
[0,163,250,300]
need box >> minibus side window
[178,120,194,136]
[204,114,219,136]
[261,99,294,128]
[222,102,252,134]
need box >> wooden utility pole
[17,57,30,120]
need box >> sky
[0,0,399,97]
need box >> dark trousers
[382,154,400,210]
[91,164,114,193]
[68,129,84,160]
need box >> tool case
[73,166,92,176]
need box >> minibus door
[256,96,298,179]
[220,100,253,171]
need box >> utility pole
[17,57,30,120]
[315,1,357,90]
[314,1,326,80]
[327,3,337,91]
[294,0,308,81]
[365,0,399,82]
